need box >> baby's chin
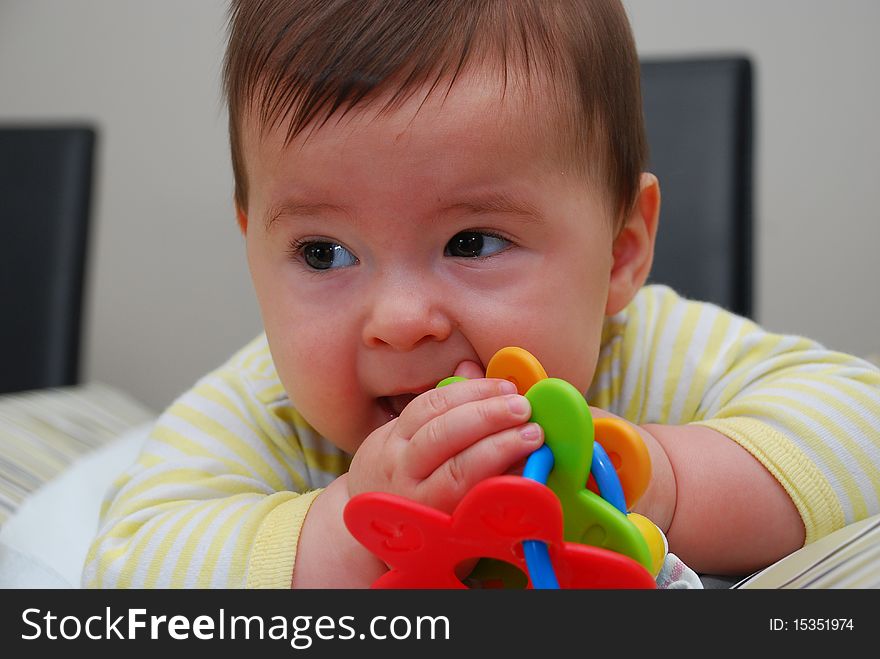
[344,405,397,455]
[293,407,390,457]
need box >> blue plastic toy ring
[521,440,628,588]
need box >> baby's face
[241,68,616,454]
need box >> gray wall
[626,0,880,367]
[2,1,878,412]
[1,1,260,411]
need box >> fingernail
[506,394,529,415]
[520,423,542,442]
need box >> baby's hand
[347,378,543,513]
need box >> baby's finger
[404,393,534,479]
[394,378,516,438]
[416,422,544,512]
[453,360,485,379]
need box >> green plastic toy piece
[434,371,651,571]
[436,376,468,388]
[525,378,652,570]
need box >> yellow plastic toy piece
[627,512,667,576]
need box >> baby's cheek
[277,375,348,446]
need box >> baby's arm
[601,286,880,576]
[648,423,805,574]
[82,339,341,588]
[593,409,804,575]
[291,378,543,587]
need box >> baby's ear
[235,206,249,235]
[606,173,660,316]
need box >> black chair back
[0,126,96,393]
[640,57,753,317]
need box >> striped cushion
[0,383,154,524]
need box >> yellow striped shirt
[82,285,880,588]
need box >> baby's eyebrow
[440,192,545,223]
[263,191,545,231]
[264,201,347,232]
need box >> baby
[84,0,880,588]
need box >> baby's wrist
[589,406,677,534]
[326,475,388,576]
[293,475,387,587]
[633,423,677,535]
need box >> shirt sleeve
[588,285,880,544]
[81,335,349,588]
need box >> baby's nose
[361,285,453,351]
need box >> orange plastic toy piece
[486,347,548,395]
[588,417,652,510]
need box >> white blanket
[0,422,152,588]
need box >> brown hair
[223,0,646,227]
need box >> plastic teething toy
[343,347,665,588]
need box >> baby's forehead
[225,1,642,220]
[247,64,581,169]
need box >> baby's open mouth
[379,393,421,419]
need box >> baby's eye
[444,231,510,258]
[295,240,358,270]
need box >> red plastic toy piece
[344,475,656,589]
